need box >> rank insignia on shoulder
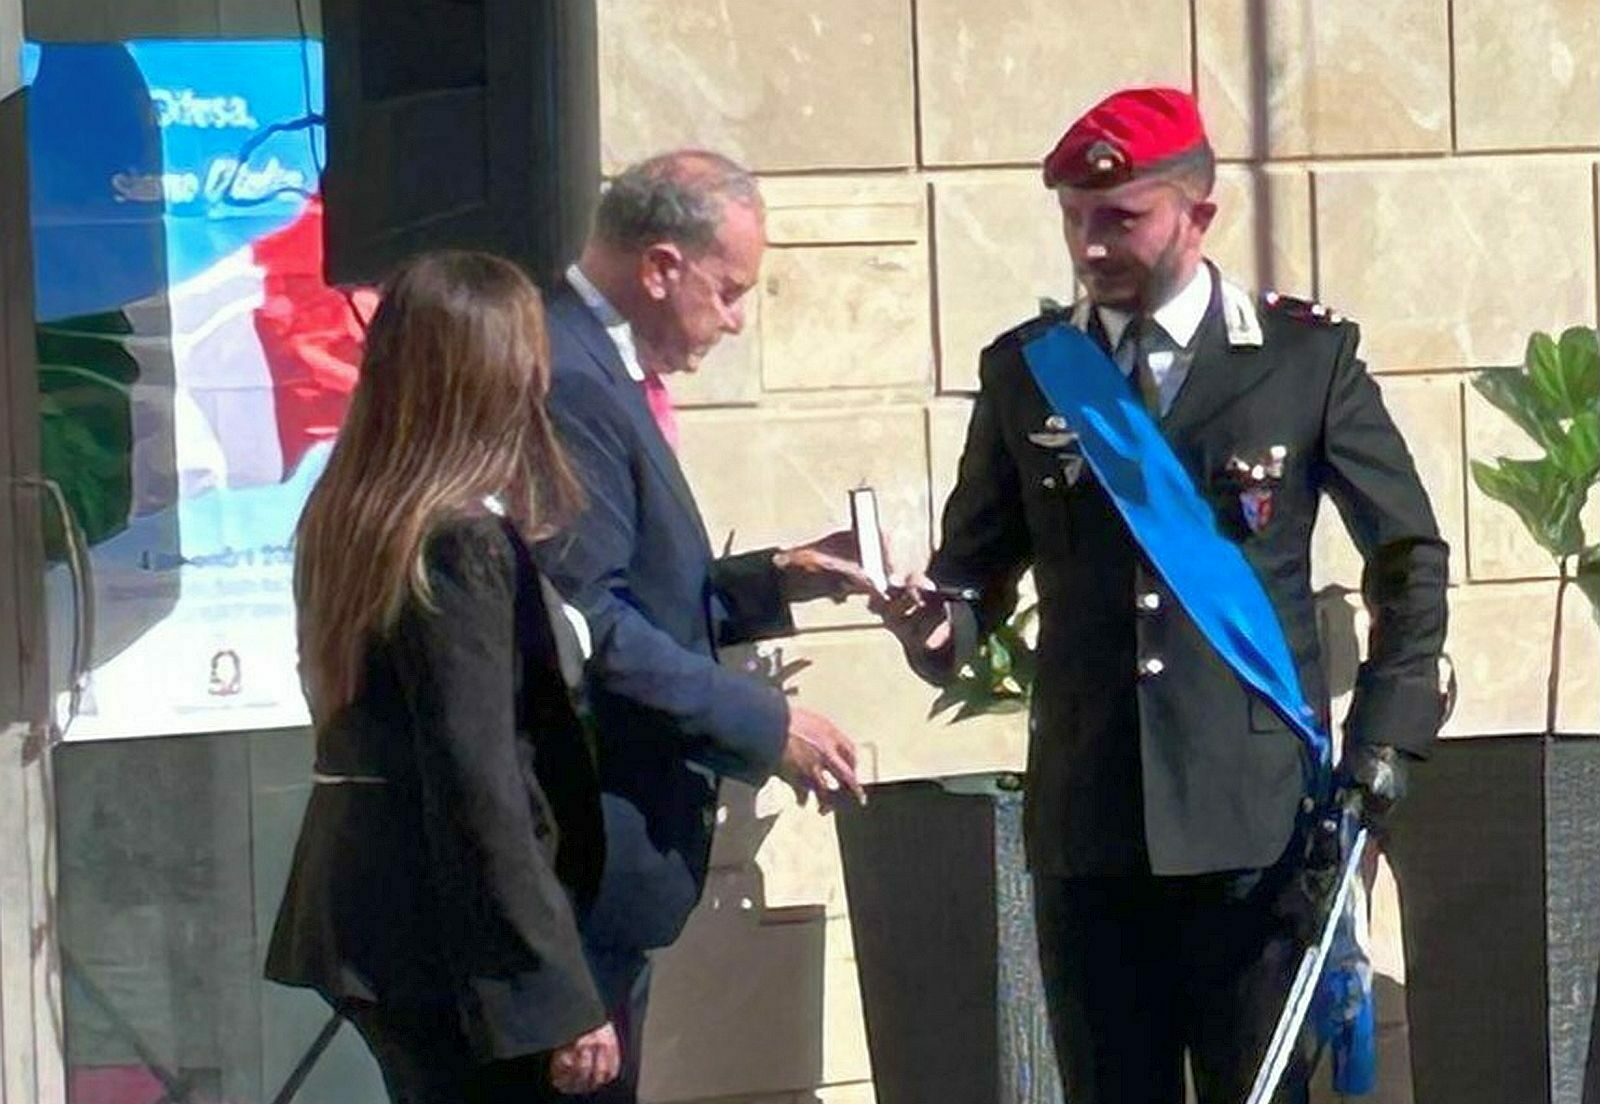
[1262,289,1345,325]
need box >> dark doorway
[320,0,600,288]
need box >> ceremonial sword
[1245,823,1370,1104]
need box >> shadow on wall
[638,762,828,1103]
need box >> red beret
[1043,87,1210,190]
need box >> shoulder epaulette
[993,299,1072,348]
[1261,290,1347,326]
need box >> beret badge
[1085,139,1125,174]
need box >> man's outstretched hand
[774,529,886,604]
[778,705,866,810]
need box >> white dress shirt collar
[1097,262,1214,352]
[566,263,646,382]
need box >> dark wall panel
[321,0,599,287]
[1388,737,1550,1104]
[837,781,1001,1104]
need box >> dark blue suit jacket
[534,284,795,959]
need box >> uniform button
[1137,591,1161,612]
[1045,415,1068,431]
[1041,475,1058,490]
[1137,657,1165,678]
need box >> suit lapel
[550,287,711,547]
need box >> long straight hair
[294,250,583,723]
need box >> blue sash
[1020,321,1332,801]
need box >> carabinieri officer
[882,87,1449,1104]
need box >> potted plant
[1423,325,1600,1104]
[1469,326,1600,723]
[1361,327,1600,1104]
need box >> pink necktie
[640,372,680,452]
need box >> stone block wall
[601,3,1600,1101]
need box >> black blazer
[265,514,606,1061]
[929,269,1449,878]
[533,284,795,963]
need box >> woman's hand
[550,1021,621,1095]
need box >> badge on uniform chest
[1027,414,1085,487]
[1225,446,1287,533]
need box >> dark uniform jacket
[534,284,796,962]
[928,264,1449,878]
[266,515,606,1061]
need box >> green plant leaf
[1527,331,1567,417]
[1558,410,1600,485]
[929,596,1044,722]
[1471,457,1585,556]
[1473,368,1559,454]
[1555,327,1600,413]
[988,634,1013,679]
[1527,327,1600,420]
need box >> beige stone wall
[598,3,1600,1101]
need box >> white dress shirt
[565,263,646,382]
[1096,264,1213,417]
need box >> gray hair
[593,149,762,254]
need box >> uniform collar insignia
[1219,278,1263,348]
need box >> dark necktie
[1118,317,1162,416]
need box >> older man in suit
[534,149,871,1103]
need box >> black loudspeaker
[320,0,599,287]
[835,775,1062,1104]
[1386,734,1600,1104]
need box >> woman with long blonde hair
[266,250,619,1101]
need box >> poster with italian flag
[27,40,366,738]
